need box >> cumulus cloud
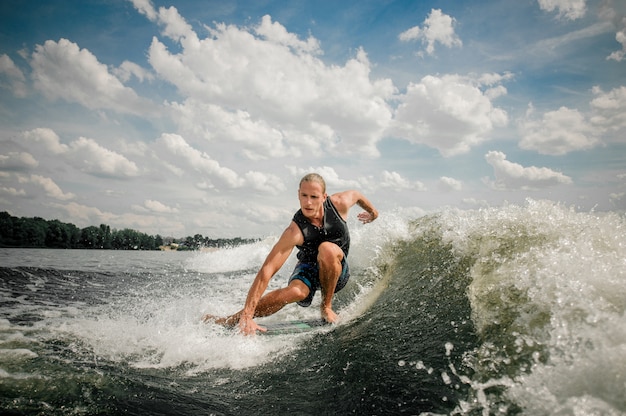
[22,128,140,178]
[156,133,285,193]
[391,74,509,156]
[143,199,179,214]
[69,137,140,178]
[0,152,38,171]
[599,2,626,61]
[51,201,115,227]
[18,174,75,200]
[30,39,158,116]
[169,102,298,160]
[606,20,626,61]
[519,105,598,155]
[22,128,68,154]
[484,151,572,190]
[607,29,626,61]
[438,176,462,191]
[378,170,427,191]
[0,186,27,197]
[590,86,626,136]
[157,133,243,188]
[142,8,395,158]
[113,60,154,83]
[0,54,27,97]
[244,171,286,193]
[130,0,158,21]
[255,14,321,54]
[399,9,462,55]
[538,0,587,20]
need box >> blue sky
[1,0,625,238]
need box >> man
[203,173,378,335]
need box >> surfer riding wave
[202,173,378,335]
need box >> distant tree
[99,224,112,249]
[46,220,71,248]
[0,211,15,247]
[0,211,255,250]
[15,217,47,247]
[80,226,101,248]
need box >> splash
[432,200,626,415]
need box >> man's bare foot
[321,307,339,324]
[202,314,237,328]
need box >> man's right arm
[238,222,302,335]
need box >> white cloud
[19,174,75,200]
[590,86,626,137]
[0,54,27,97]
[156,133,288,193]
[22,128,68,154]
[520,105,598,155]
[0,186,26,197]
[169,102,299,160]
[50,201,117,229]
[143,199,179,214]
[538,0,587,20]
[607,28,626,61]
[130,0,158,21]
[438,176,462,191]
[68,137,140,178]
[379,170,426,191]
[244,171,286,193]
[0,152,38,171]
[22,128,140,178]
[157,133,244,189]
[30,39,158,116]
[131,0,196,44]
[146,13,395,158]
[113,60,154,83]
[484,151,573,190]
[391,74,508,156]
[399,9,462,55]
[255,15,321,54]
[599,2,626,61]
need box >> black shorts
[288,258,350,307]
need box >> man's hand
[357,211,377,224]
[238,316,267,336]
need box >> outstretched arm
[330,190,378,224]
[237,222,301,335]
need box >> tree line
[0,211,257,250]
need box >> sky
[0,0,625,238]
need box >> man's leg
[317,242,344,323]
[203,280,309,327]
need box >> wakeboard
[259,318,330,335]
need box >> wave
[1,200,625,415]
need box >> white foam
[435,200,626,414]
[184,237,279,274]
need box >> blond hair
[299,173,326,193]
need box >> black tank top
[292,197,350,263]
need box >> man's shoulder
[330,190,360,208]
[280,220,304,246]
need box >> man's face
[298,181,327,219]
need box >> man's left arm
[331,190,378,224]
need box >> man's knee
[287,279,310,302]
[317,242,343,265]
